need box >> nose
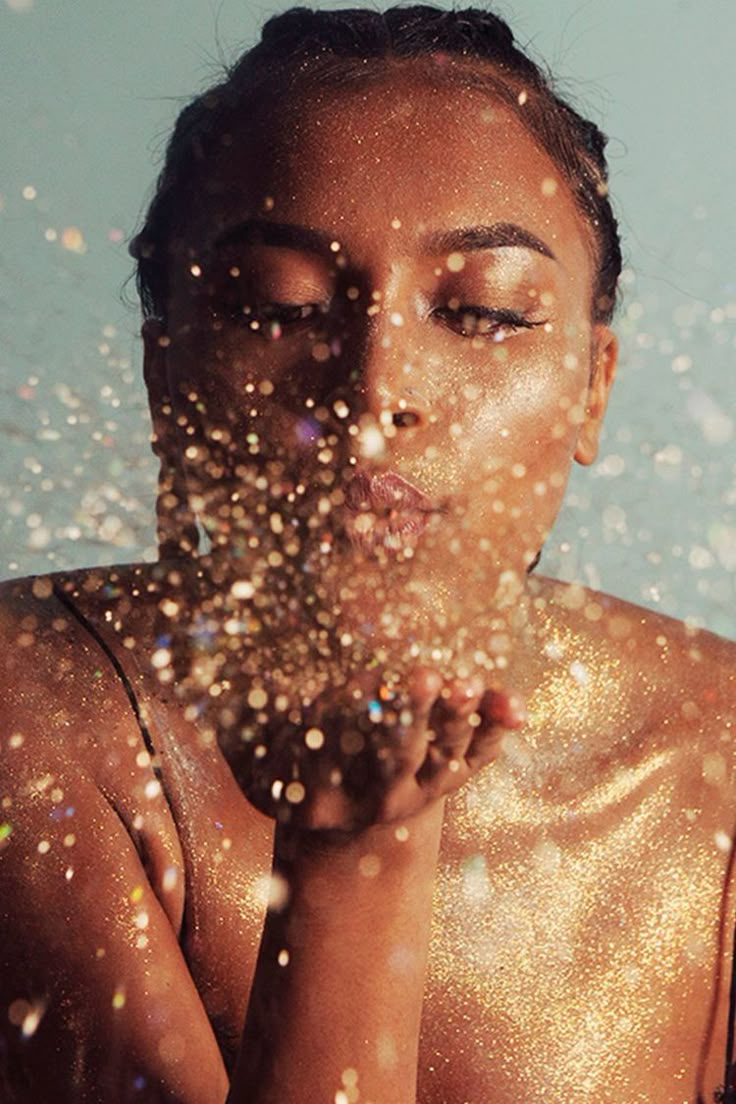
[342,309,430,431]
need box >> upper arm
[0,579,230,1103]
[0,766,229,1103]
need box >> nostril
[392,410,421,428]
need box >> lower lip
[345,508,434,553]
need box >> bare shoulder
[0,565,188,874]
[0,565,151,771]
[0,563,183,854]
[536,573,734,708]
[528,574,735,777]
[593,585,734,713]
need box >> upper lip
[345,470,438,514]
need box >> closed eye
[212,300,326,336]
[433,305,546,341]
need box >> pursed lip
[343,470,444,551]
[345,470,438,515]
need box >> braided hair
[133,6,622,558]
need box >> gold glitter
[305,727,325,750]
[60,226,86,254]
[417,609,735,1100]
[284,781,306,804]
[247,687,268,710]
[358,853,382,878]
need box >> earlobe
[574,325,618,467]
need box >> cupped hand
[228,668,526,833]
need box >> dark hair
[133,4,622,327]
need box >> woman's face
[149,69,616,631]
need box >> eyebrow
[211,218,556,262]
[212,219,336,257]
[422,223,556,261]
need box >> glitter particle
[247,687,268,710]
[61,226,87,254]
[305,727,325,750]
[285,781,306,804]
[358,853,382,877]
[21,1004,44,1037]
[162,867,178,893]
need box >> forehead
[184,68,592,279]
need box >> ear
[574,325,618,467]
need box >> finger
[411,678,485,795]
[465,689,527,770]
[416,704,479,795]
[418,748,472,801]
[385,703,433,779]
[380,667,442,777]
[478,688,527,730]
[426,677,484,758]
[406,665,444,703]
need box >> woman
[1,6,734,1102]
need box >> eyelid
[219,276,332,303]
[215,248,337,293]
[209,299,329,339]
[431,304,547,339]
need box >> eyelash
[212,301,545,341]
[213,302,322,332]
[431,306,545,340]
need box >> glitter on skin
[428,765,723,1100]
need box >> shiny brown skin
[1,565,734,1103]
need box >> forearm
[228,802,444,1104]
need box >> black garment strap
[51,581,162,782]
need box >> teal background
[1,0,734,636]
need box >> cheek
[460,334,592,461]
[445,347,591,537]
[167,336,283,434]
